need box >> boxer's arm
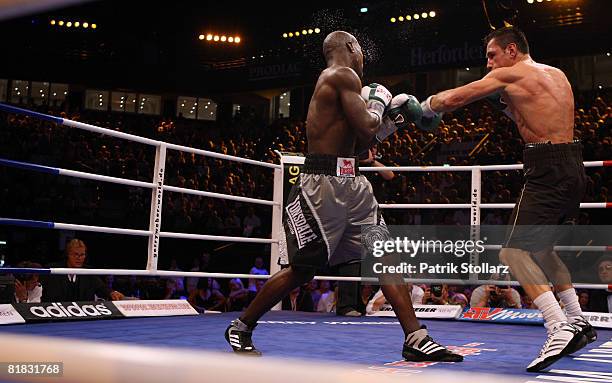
[334,67,380,144]
[429,68,514,113]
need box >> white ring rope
[0,104,609,289]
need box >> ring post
[270,167,284,311]
[469,168,482,283]
[147,143,167,272]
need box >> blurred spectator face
[255,257,264,269]
[308,280,318,291]
[450,293,468,308]
[578,292,589,309]
[66,243,87,268]
[598,260,612,283]
[319,280,330,292]
[229,279,243,291]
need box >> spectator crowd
[0,90,610,312]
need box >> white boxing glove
[361,83,392,123]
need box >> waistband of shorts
[303,153,360,176]
[523,140,583,167]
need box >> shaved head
[323,31,357,60]
[322,30,364,78]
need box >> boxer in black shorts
[225,30,462,363]
[504,141,586,252]
[416,26,595,372]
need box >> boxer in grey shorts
[280,154,381,269]
[225,30,462,363]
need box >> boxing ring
[0,103,611,383]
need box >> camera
[431,285,443,297]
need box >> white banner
[0,304,26,325]
[583,311,612,329]
[368,304,462,319]
[113,299,198,317]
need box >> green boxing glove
[385,93,422,129]
[416,95,443,132]
[373,94,422,144]
[486,92,515,121]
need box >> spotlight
[58,20,64,26]
[198,34,205,40]
[360,7,368,13]
[50,20,56,25]
[466,67,470,71]
[220,36,227,42]
[607,52,611,56]
[83,22,89,28]
[429,11,436,17]
[406,15,412,21]
[213,35,219,41]
[206,34,212,40]
[527,0,534,3]
[74,21,80,27]
[288,32,293,37]
[283,33,288,38]
[422,12,428,18]
[414,13,420,19]
[295,31,300,36]
[234,36,240,43]
[228,37,234,42]
[398,16,404,21]
[66,21,72,27]
[314,28,320,33]
[390,17,396,23]
[302,29,307,34]
[537,0,543,2]
[308,29,313,34]
[91,23,97,29]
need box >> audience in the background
[41,239,125,302]
[282,284,315,312]
[188,278,226,313]
[0,92,610,312]
[226,278,249,312]
[13,261,43,303]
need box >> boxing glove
[486,93,515,121]
[416,95,443,132]
[374,94,422,143]
[361,83,392,123]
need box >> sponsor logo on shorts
[286,199,318,249]
[337,158,355,177]
[27,302,113,318]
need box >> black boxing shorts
[504,141,586,253]
[278,154,383,269]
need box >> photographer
[424,284,450,305]
[470,284,521,308]
[13,261,43,303]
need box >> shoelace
[537,324,576,358]
[537,334,556,358]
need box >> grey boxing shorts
[278,154,383,270]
